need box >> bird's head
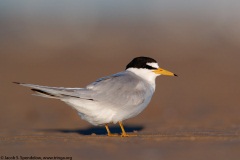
[126,56,177,83]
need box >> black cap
[126,57,157,70]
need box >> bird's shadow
[39,125,144,135]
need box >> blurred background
[1,0,240,133]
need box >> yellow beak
[153,68,177,76]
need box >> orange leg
[105,124,119,137]
[119,121,137,137]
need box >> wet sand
[1,128,240,160]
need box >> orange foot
[121,133,138,137]
[107,133,119,137]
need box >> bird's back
[86,71,154,107]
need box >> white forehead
[146,62,159,68]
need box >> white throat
[127,68,158,89]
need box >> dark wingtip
[13,82,21,84]
[31,89,56,97]
[174,74,178,77]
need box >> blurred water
[1,0,240,14]
[1,0,240,57]
[1,0,240,23]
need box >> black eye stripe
[145,65,157,70]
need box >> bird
[14,56,177,137]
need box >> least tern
[14,56,177,137]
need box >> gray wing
[86,71,147,107]
[14,71,147,106]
